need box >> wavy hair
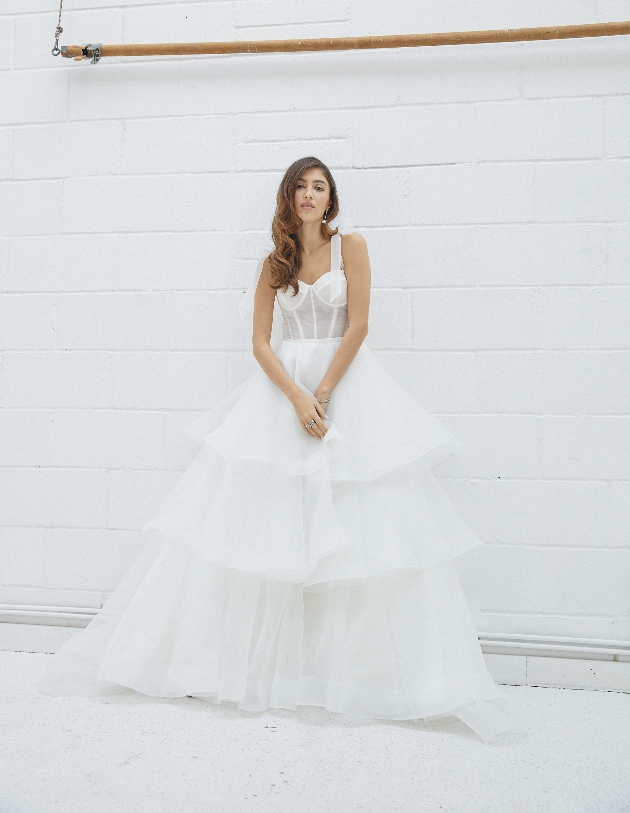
[268,157,340,297]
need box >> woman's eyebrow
[297,177,328,185]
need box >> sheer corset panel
[276,233,349,340]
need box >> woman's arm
[315,232,371,401]
[251,259,329,439]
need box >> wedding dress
[38,222,525,743]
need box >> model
[39,156,524,744]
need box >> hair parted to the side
[268,156,340,297]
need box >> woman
[39,157,524,744]
[250,160,370,441]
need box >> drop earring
[323,207,330,223]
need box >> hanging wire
[51,0,63,56]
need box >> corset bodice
[276,233,348,340]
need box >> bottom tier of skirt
[39,537,526,744]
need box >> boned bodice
[275,234,348,340]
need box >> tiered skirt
[39,337,525,743]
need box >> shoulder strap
[239,238,273,337]
[329,232,345,305]
[331,232,342,275]
[239,255,264,327]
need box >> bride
[252,159,370,440]
[39,156,525,744]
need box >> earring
[323,207,330,223]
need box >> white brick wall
[1,1,629,647]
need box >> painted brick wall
[1,0,629,645]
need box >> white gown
[38,226,525,744]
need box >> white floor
[1,651,629,813]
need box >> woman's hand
[290,389,329,439]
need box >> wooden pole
[60,20,630,61]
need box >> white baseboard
[484,653,630,693]
[477,631,630,662]
[0,604,96,627]
[1,605,629,693]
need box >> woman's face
[293,167,331,225]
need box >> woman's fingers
[303,405,328,438]
[313,402,329,437]
[312,417,326,437]
[305,417,324,438]
[296,395,330,438]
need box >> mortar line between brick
[11,283,625,292]
[0,468,627,482]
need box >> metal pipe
[60,20,630,62]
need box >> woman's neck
[297,221,329,255]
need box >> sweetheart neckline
[296,270,332,288]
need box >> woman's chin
[298,214,322,226]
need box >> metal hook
[85,43,102,64]
[52,25,63,56]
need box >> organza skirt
[38,337,526,744]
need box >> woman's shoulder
[339,230,365,242]
[339,231,368,255]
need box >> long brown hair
[268,157,340,296]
